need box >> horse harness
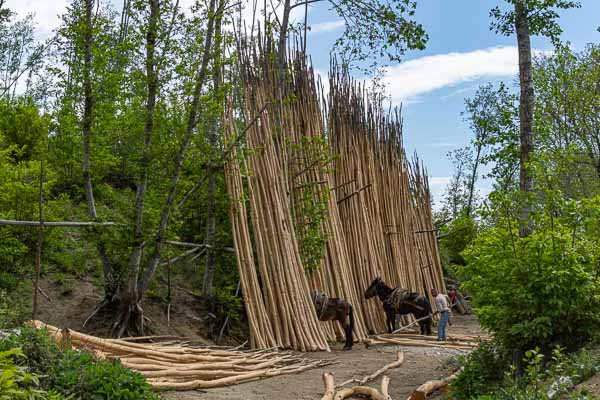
[385,288,425,312]
[311,292,330,320]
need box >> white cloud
[382,46,548,104]
[309,20,344,34]
[4,0,69,38]
[428,176,451,211]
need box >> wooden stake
[32,159,44,320]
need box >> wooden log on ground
[407,370,460,400]
[337,351,404,388]
[365,336,476,350]
[333,376,391,400]
[322,372,336,400]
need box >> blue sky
[5,0,600,207]
[304,0,600,206]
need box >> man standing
[431,288,450,341]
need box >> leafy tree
[490,0,581,237]
[0,10,49,100]
[273,0,427,69]
[0,97,49,162]
[459,194,600,364]
[534,44,600,198]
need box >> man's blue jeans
[438,311,449,341]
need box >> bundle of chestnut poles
[28,321,335,391]
[225,33,445,351]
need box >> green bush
[474,348,600,400]
[458,197,600,354]
[0,289,27,329]
[0,348,66,400]
[0,327,157,399]
[451,346,600,399]
[449,340,510,399]
[0,326,61,382]
[49,351,158,400]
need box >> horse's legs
[339,317,352,350]
[386,311,395,333]
[341,321,352,349]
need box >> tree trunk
[138,0,221,297]
[32,160,44,320]
[202,4,225,297]
[278,0,292,64]
[82,0,114,296]
[202,172,217,296]
[465,143,482,218]
[515,0,534,238]
[113,0,161,337]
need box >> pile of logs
[27,321,334,391]
[364,333,488,350]
[225,34,445,350]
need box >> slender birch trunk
[515,0,534,238]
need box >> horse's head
[364,277,383,299]
[311,291,325,307]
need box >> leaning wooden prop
[364,277,432,335]
[311,292,355,349]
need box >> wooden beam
[165,240,204,248]
[0,219,116,227]
[336,183,372,204]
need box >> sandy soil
[162,314,485,400]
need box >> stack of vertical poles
[224,35,445,351]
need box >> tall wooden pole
[32,159,44,319]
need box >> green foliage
[213,284,242,321]
[0,327,157,399]
[534,43,600,199]
[458,195,600,353]
[0,326,61,380]
[475,348,599,400]
[451,345,600,400]
[449,340,511,399]
[439,216,477,267]
[290,136,333,272]
[50,351,157,400]
[0,97,49,162]
[329,0,428,67]
[490,1,581,42]
[0,289,27,329]
[0,348,66,400]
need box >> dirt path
[162,315,484,400]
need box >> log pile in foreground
[28,321,334,391]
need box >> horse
[364,277,432,335]
[310,292,355,350]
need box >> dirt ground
[32,275,488,399]
[34,273,237,342]
[162,314,485,400]
[575,368,600,398]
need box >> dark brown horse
[311,292,355,349]
[364,277,432,335]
